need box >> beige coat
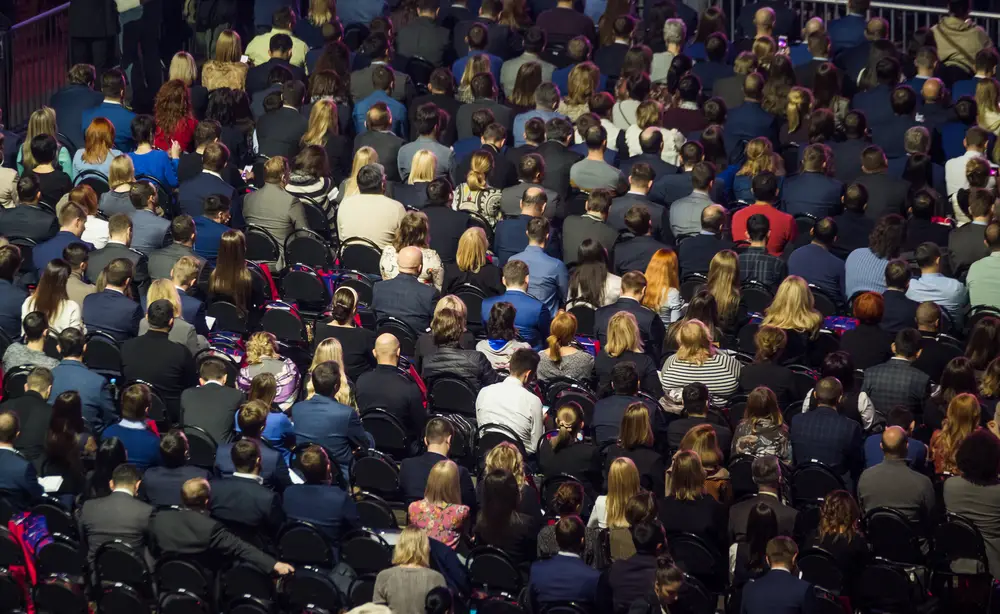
[202,61,248,91]
[933,16,994,72]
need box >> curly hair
[154,79,194,138]
[817,490,860,542]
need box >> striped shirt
[845,247,889,299]
[660,352,743,405]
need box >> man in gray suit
[455,73,514,140]
[79,463,153,561]
[562,188,620,267]
[857,426,936,529]
[398,103,456,181]
[500,27,555,99]
[500,153,561,219]
[948,187,992,276]
[242,156,309,268]
[128,181,170,256]
[349,33,415,104]
[148,215,205,281]
[608,163,669,242]
[87,214,150,295]
[668,161,717,238]
[395,0,450,67]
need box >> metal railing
[733,0,1000,51]
[0,2,69,128]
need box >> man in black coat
[853,145,910,221]
[729,456,799,542]
[210,440,285,538]
[594,271,666,363]
[399,417,477,512]
[619,128,677,180]
[453,123,517,190]
[244,34,306,94]
[0,175,58,244]
[535,117,583,199]
[612,207,670,278]
[422,178,471,263]
[356,334,428,438]
[180,357,244,446]
[649,141,701,207]
[0,367,53,467]
[609,163,670,243]
[455,73,514,140]
[562,188,619,268]
[371,247,440,334]
[354,106,406,183]
[397,0,452,67]
[678,205,733,278]
[409,69,462,146]
[255,80,308,160]
[68,0,118,72]
[139,431,213,507]
[48,64,104,152]
[911,302,962,383]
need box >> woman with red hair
[643,248,684,326]
[153,79,198,151]
[839,291,893,370]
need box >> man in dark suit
[836,17,887,88]
[282,445,361,545]
[678,205,733,278]
[723,72,780,160]
[911,302,962,383]
[82,258,143,342]
[180,357,244,445]
[562,188,619,267]
[499,153,562,220]
[193,195,231,267]
[409,69,462,146]
[210,440,285,538]
[854,145,910,220]
[729,455,798,542]
[0,411,44,511]
[888,129,947,200]
[217,402,292,492]
[68,0,117,74]
[48,64,103,151]
[881,259,920,334]
[397,0,451,66]
[80,68,135,151]
[78,463,152,561]
[0,367,53,466]
[829,111,870,183]
[245,34,305,94]
[0,175,58,244]
[454,122,517,190]
[793,31,833,90]
[593,15,634,78]
[691,34,734,97]
[422,178,471,263]
[123,301,198,422]
[372,247,440,334]
[178,121,243,186]
[256,80,308,159]
[87,214,149,295]
[529,516,600,607]
[827,0,869,54]
[737,0,796,40]
[649,141,701,207]
[713,52,756,112]
[831,183,875,254]
[0,246,27,339]
[178,142,237,218]
[619,128,677,180]
[863,329,932,425]
[168,257,209,336]
[872,86,920,160]
[610,163,670,242]
[480,259,550,347]
[852,56,902,128]
[781,144,844,218]
[354,104,406,183]
[601,522,669,612]
[494,187,559,265]
[904,190,951,253]
[150,477,294,575]
[356,334,428,438]
[790,377,864,485]
[740,537,815,614]
[148,215,205,281]
[613,207,669,276]
[456,73,513,141]
[50,327,116,432]
[949,187,992,276]
[437,0,475,30]
[399,417,477,510]
[139,431,213,507]
[350,33,416,104]
[595,271,665,362]
[535,117,583,199]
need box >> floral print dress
[407,500,470,549]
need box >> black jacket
[140,465,213,507]
[314,324,378,382]
[456,99,514,141]
[400,451,478,513]
[454,143,517,190]
[420,346,501,393]
[256,107,308,160]
[122,330,198,423]
[180,383,244,445]
[604,444,665,495]
[0,204,58,244]
[354,130,406,182]
[535,140,584,198]
[69,0,118,38]
[678,233,733,278]
[614,234,670,276]
[409,94,461,146]
[210,474,285,538]
[537,440,601,491]
[1,391,52,465]
[425,205,473,264]
[245,58,306,95]
[595,298,666,364]
[443,261,505,296]
[738,361,800,407]
[149,507,276,573]
[356,365,428,437]
[854,171,911,220]
[831,210,875,254]
[562,213,620,267]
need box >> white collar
[118,419,147,430]
[203,169,223,179]
[556,551,581,559]
[503,375,525,387]
[112,488,135,496]
[232,472,264,484]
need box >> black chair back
[75,170,110,196]
[95,540,151,590]
[429,377,479,416]
[728,454,757,501]
[466,212,494,245]
[343,23,369,50]
[467,546,522,593]
[335,270,376,307]
[300,200,333,241]
[181,425,218,469]
[360,409,412,460]
[864,507,925,566]
[341,529,393,575]
[7,237,36,277]
[666,532,724,591]
[791,461,845,505]
[680,273,707,302]
[281,266,331,313]
[285,229,334,269]
[226,596,273,614]
[194,348,239,387]
[454,283,487,333]
[158,589,210,614]
[260,304,308,342]
[155,556,211,600]
[794,214,817,237]
[83,330,123,379]
[98,583,146,614]
[808,284,838,318]
[477,424,529,474]
[932,512,991,575]
[797,548,845,594]
[33,576,88,614]
[347,574,376,608]
[206,301,248,335]
[374,317,419,357]
[406,57,437,90]
[355,492,399,530]
[351,450,401,500]
[339,238,383,276]
[32,499,77,539]
[854,562,917,613]
[245,226,281,263]
[567,303,596,337]
[281,567,343,612]
[277,521,335,568]
[1,366,32,399]
[740,281,774,314]
[35,533,85,578]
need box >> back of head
[813,376,844,407]
[181,477,211,509]
[893,328,922,358]
[766,536,798,568]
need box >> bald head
[880,426,908,459]
[0,411,18,444]
[397,246,424,275]
[701,204,727,233]
[374,333,401,364]
[754,7,775,32]
[520,186,547,216]
[181,477,211,509]
[803,17,824,36]
[922,78,943,104]
[915,301,940,331]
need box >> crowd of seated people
[3,0,1000,611]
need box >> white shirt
[21,296,83,334]
[475,376,544,453]
[232,472,264,484]
[82,215,109,249]
[945,149,997,196]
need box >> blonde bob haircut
[679,423,724,470]
[455,227,489,274]
[391,527,432,567]
[484,441,527,488]
[605,311,643,357]
[761,276,823,338]
[245,332,279,365]
[146,279,182,317]
[343,146,379,198]
[606,457,641,529]
[169,51,198,86]
[108,155,136,189]
[408,150,438,184]
[434,294,468,321]
[424,459,462,505]
[618,402,654,449]
[675,319,714,365]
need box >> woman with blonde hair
[97,155,136,216]
[138,279,204,354]
[706,250,744,334]
[22,259,82,334]
[661,320,742,405]
[643,248,683,326]
[168,51,208,117]
[373,527,447,614]
[337,146,378,203]
[453,151,503,225]
[408,460,471,549]
[557,62,601,121]
[977,78,1000,134]
[509,62,542,114]
[394,150,437,209]
[300,99,350,184]
[308,338,354,406]
[73,118,121,179]
[781,86,814,147]
[605,403,667,495]
[659,450,726,547]
[379,211,443,290]
[930,392,982,474]
[443,227,504,295]
[678,424,731,503]
[590,457,640,528]
[537,311,594,381]
[484,441,543,521]
[457,55,493,103]
[67,185,108,249]
[595,310,662,396]
[236,332,301,411]
[733,138,785,202]
[295,0,336,48]
[202,30,248,91]
[733,386,791,462]
[18,107,71,175]
[498,0,530,29]
[316,286,378,381]
[624,99,684,164]
[751,36,776,70]
[760,276,824,357]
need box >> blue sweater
[128,149,179,188]
[102,422,161,471]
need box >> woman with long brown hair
[737,326,797,405]
[567,237,621,308]
[284,144,334,209]
[557,62,601,121]
[930,392,982,474]
[379,211,444,290]
[73,118,121,179]
[509,62,542,114]
[208,230,255,310]
[154,79,198,151]
[22,259,82,333]
[497,0,530,29]
[643,248,683,326]
[733,386,791,463]
[806,491,870,578]
[705,250,745,334]
[420,307,499,392]
[677,424,731,503]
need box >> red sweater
[731,203,797,256]
[153,116,198,152]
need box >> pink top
[407,499,470,549]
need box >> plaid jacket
[862,358,931,420]
[790,405,864,480]
[739,247,788,290]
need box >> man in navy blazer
[32,202,92,272]
[281,445,361,546]
[529,516,600,607]
[138,431,213,507]
[0,176,59,244]
[291,363,374,482]
[493,187,560,265]
[595,272,666,363]
[216,402,292,492]
[50,328,116,431]
[178,143,237,218]
[649,141,700,206]
[210,440,285,538]
[0,246,28,339]
[481,259,551,348]
[781,145,844,218]
[129,182,171,256]
[827,0,869,54]
[193,195,231,266]
[851,57,901,128]
[0,412,44,511]
[80,69,136,152]
[371,247,440,335]
[724,72,780,160]
[48,64,104,151]
[169,256,210,337]
[678,205,734,278]
[81,258,143,342]
[399,418,477,512]
[790,377,864,487]
[740,537,815,614]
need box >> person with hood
[476,302,532,371]
[932,0,994,75]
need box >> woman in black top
[413,295,478,373]
[731,502,777,588]
[595,311,661,396]
[738,325,800,407]
[657,450,727,550]
[604,402,666,494]
[315,286,377,382]
[82,437,126,502]
[480,442,543,524]
[300,95,351,184]
[204,88,253,166]
[538,403,601,492]
[443,227,505,296]
[839,292,893,370]
[41,391,94,497]
[474,469,540,569]
[804,490,870,590]
[207,230,268,311]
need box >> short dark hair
[678,73,701,102]
[105,258,134,287]
[526,216,549,243]
[843,183,868,212]
[680,141,704,166]
[524,26,546,53]
[429,68,455,94]
[470,72,497,99]
[610,361,639,396]
[956,430,1000,484]
[356,164,386,193]
[584,124,607,149]
[885,259,911,288]
[523,116,546,143]
[62,242,89,268]
[121,383,150,421]
[843,111,868,139]
[57,327,85,358]
[129,181,156,210]
[914,242,941,268]
[159,431,189,468]
[518,153,545,182]
[147,299,174,329]
[22,311,48,341]
[746,213,770,241]
[101,68,126,98]
[470,109,496,137]
[203,193,231,217]
[312,361,342,397]
[299,445,331,484]
[111,463,141,488]
[624,205,651,235]
[890,85,917,115]
[813,377,844,406]
[691,162,715,191]
[813,217,837,245]
[706,32,729,61]
[414,103,440,136]
[467,23,489,49]
[17,173,40,202]
[751,171,779,202]
[893,328,922,358]
[193,120,221,147]
[231,439,261,473]
[270,33,293,54]
[546,117,574,143]
[509,348,540,378]
[0,245,22,281]
[638,129,663,154]
[682,382,709,411]
[30,135,57,164]
[171,215,196,243]
[554,515,586,552]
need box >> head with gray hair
[904,126,931,155]
[535,82,561,111]
[663,18,687,48]
[356,163,386,194]
[751,455,781,490]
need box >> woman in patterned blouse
[407,460,470,549]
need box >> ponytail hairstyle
[551,402,583,452]
[330,286,358,325]
[785,86,814,134]
[466,150,494,191]
[546,311,578,364]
